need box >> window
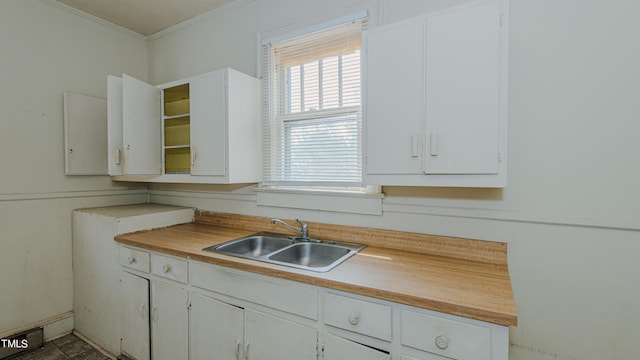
[262,18,367,187]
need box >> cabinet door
[190,292,244,360]
[63,91,108,175]
[244,309,317,360]
[323,333,390,360]
[151,279,188,360]
[107,75,124,176]
[122,74,162,175]
[190,71,227,176]
[120,271,150,360]
[365,17,426,176]
[423,1,501,174]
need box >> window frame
[261,14,370,189]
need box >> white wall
[146,0,640,359]
[0,0,148,338]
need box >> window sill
[255,186,383,215]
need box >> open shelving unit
[163,83,190,174]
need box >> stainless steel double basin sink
[203,232,366,272]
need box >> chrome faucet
[271,218,309,240]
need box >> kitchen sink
[210,233,295,257]
[203,232,365,272]
[268,243,352,269]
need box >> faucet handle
[295,218,308,238]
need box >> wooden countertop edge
[116,234,518,327]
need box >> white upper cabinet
[123,74,162,175]
[107,68,261,184]
[189,70,226,176]
[63,91,108,175]
[107,75,124,176]
[365,19,425,176]
[364,0,508,187]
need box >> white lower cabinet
[401,310,491,360]
[119,249,190,360]
[322,332,390,360]
[245,309,317,360]
[151,279,188,360]
[120,247,509,360]
[189,292,317,360]
[189,293,243,360]
[189,263,318,360]
[72,205,193,356]
[120,271,150,360]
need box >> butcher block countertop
[115,211,517,326]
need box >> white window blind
[262,18,366,186]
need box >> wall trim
[148,188,256,204]
[384,197,640,232]
[150,188,637,232]
[0,311,73,340]
[0,189,148,202]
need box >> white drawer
[151,254,188,283]
[322,293,392,341]
[119,246,150,273]
[401,310,491,360]
[190,261,318,320]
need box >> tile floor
[8,334,110,360]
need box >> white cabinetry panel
[108,68,260,183]
[323,332,390,360]
[365,18,425,175]
[364,0,508,187]
[151,279,188,360]
[63,91,107,175]
[322,292,392,341]
[245,308,317,360]
[424,1,501,175]
[189,292,244,360]
[120,271,150,360]
[122,74,162,175]
[107,75,124,175]
[401,310,491,360]
[190,71,226,176]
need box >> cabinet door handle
[348,313,360,326]
[162,264,171,273]
[235,341,241,360]
[115,149,121,165]
[411,135,420,157]
[139,303,147,319]
[128,256,136,264]
[430,132,439,156]
[191,150,196,165]
[151,307,158,322]
[244,343,250,360]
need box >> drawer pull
[162,264,171,273]
[435,335,449,350]
[348,314,360,326]
[128,256,136,264]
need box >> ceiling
[56,0,235,36]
